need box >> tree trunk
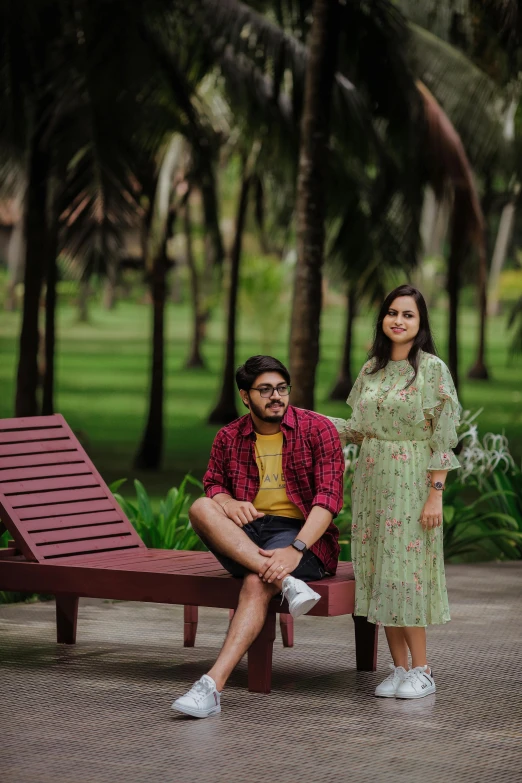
[288,0,340,410]
[447,191,469,392]
[41,205,60,416]
[208,165,251,425]
[102,262,117,310]
[15,133,50,417]
[5,203,25,312]
[184,197,206,369]
[468,179,493,380]
[488,189,518,317]
[134,211,175,470]
[329,287,356,400]
[78,278,90,323]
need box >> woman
[331,284,460,699]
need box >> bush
[111,474,206,550]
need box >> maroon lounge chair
[0,414,378,692]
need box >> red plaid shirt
[203,406,345,574]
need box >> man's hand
[222,499,264,527]
[258,546,303,584]
[420,490,443,530]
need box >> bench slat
[18,499,115,520]
[1,475,99,494]
[1,439,76,456]
[11,487,106,508]
[40,537,139,559]
[22,510,123,533]
[32,523,133,545]
[0,427,67,444]
[0,463,92,482]
[0,451,84,470]
[0,414,65,431]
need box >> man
[172,355,344,718]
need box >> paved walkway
[0,562,521,783]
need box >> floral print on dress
[329,351,460,627]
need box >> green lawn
[1,298,521,501]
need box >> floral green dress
[331,351,460,627]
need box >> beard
[248,397,287,423]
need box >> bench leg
[56,594,79,644]
[352,615,378,671]
[279,613,294,647]
[183,605,198,647]
[248,611,276,693]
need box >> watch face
[433,481,444,490]
[293,539,306,552]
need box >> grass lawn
[1,298,521,502]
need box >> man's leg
[207,573,279,691]
[189,498,285,586]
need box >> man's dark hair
[235,355,291,391]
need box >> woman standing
[331,284,460,699]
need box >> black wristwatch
[291,539,307,553]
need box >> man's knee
[241,572,276,601]
[188,497,216,531]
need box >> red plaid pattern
[203,406,345,574]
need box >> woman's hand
[420,490,443,530]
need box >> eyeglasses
[250,384,292,398]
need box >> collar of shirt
[237,405,297,439]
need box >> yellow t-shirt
[252,432,304,519]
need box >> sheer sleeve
[422,358,461,471]
[326,361,371,447]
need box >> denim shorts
[206,514,326,582]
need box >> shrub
[111,474,206,550]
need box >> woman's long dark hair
[368,284,437,386]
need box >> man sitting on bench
[172,355,345,718]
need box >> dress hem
[353,610,451,628]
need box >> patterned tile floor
[0,562,521,783]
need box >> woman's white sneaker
[281,575,321,618]
[396,666,436,699]
[171,674,221,718]
[374,664,408,698]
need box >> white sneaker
[281,575,321,618]
[171,674,221,718]
[374,664,409,698]
[396,666,436,699]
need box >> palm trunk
[329,287,356,400]
[208,165,251,425]
[289,0,340,410]
[41,218,60,415]
[488,190,518,317]
[15,132,50,417]
[134,210,175,470]
[184,197,206,369]
[78,278,90,323]
[447,191,469,392]
[468,180,492,380]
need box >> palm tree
[208,155,253,424]
[288,0,341,410]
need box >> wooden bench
[0,414,378,693]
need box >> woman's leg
[403,626,429,671]
[384,626,409,669]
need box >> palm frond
[409,24,506,170]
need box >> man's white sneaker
[281,575,321,618]
[171,674,221,718]
[374,664,408,698]
[396,666,436,699]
